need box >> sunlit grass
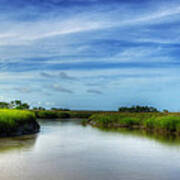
[0,109,36,129]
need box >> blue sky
[1,0,180,110]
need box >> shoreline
[89,122,180,136]
[87,112,180,136]
[0,120,40,137]
[0,110,40,138]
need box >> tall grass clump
[144,115,180,133]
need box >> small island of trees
[118,105,159,113]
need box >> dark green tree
[118,105,158,113]
[0,102,10,109]
[10,100,30,110]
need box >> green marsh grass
[34,110,95,119]
[0,109,36,132]
[89,112,180,134]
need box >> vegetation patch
[34,110,96,119]
[88,112,180,135]
[118,105,159,112]
[0,109,40,137]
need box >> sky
[1,0,180,111]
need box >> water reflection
[0,134,38,153]
[89,125,180,147]
[45,119,180,146]
[0,119,179,180]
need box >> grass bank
[88,112,180,135]
[34,110,99,119]
[0,109,40,137]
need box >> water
[0,119,180,180]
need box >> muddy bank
[0,120,40,137]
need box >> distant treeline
[118,106,159,113]
[0,100,30,110]
[0,100,71,111]
[0,100,162,113]
[51,108,70,111]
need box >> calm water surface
[0,119,180,180]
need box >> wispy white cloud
[1,0,180,110]
[87,89,103,95]
[51,84,74,94]
[1,1,180,46]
